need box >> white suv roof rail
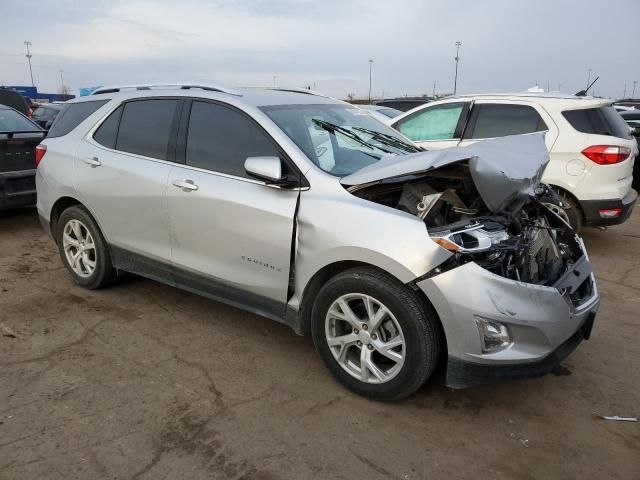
[90,83,241,96]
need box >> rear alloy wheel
[312,267,441,401]
[62,219,97,278]
[56,205,118,289]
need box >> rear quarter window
[562,106,631,139]
[47,100,109,138]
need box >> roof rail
[90,83,241,96]
[269,87,328,98]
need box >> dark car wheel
[56,205,118,289]
[311,267,441,401]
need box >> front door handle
[82,156,101,167]
[172,179,199,192]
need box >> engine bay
[348,162,584,287]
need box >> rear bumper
[579,188,637,226]
[0,170,36,210]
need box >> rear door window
[466,104,547,139]
[563,106,631,139]
[116,100,179,160]
[394,103,465,141]
[47,100,109,138]
[185,101,279,178]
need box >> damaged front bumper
[416,252,599,388]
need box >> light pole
[368,59,373,104]
[24,41,34,87]
[453,41,462,95]
[623,82,627,99]
[586,68,592,90]
[633,80,638,99]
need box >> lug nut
[371,334,377,340]
[362,324,368,331]
[354,329,359,334]
[367,344,373,350]
[357,341,362,346]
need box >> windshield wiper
[312,119,394,155]
[352,126,421,153]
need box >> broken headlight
[430,221,508,253]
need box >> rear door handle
[172,179,199,192]
[82,156,101,167]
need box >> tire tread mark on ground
[350,449,405,480]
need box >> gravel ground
[0,207,638,480]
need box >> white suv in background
[390,93,638,231]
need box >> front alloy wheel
[312,267,441,401]
[325,293,405,384]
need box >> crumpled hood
[340,133,550,212]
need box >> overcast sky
[1,0,639,99]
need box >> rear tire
[56,205,118,289]
[544,190,583,233]
[311,267,441,401]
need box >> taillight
[34,144,47,167]
[581,145,631,165]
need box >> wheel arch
[49,196,108,244]
[296,260,446,351]
[547,183,585,221]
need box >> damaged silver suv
[36,84,599,401]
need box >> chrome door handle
[172,179,199,192]
[82,156,101,167]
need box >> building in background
[6,86,74,103]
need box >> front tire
[56,205,117,289]
[311,267,441,401]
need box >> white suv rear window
[562,106,631,140]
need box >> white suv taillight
[581,145,631,165]
[34,144,47,167]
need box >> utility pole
[633,80,638,99]
[24,41,34,87]
[432,81,436,97]
[273,75,276,87]
[546,80,550,92]
[558,83,562,92]
[586,68,592,90]
[368,59,373,104]
[453,41,462,95]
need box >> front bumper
[579,188,637,227]
[417,258,599,388]
[0,170,36,210]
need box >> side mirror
[244,156,284,183]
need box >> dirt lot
[0,208,638,480]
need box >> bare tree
[346,92,355,101]
[58,85,71,101]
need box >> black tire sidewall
[56,206,115,289]
[311,269,439,401]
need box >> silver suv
[36,84,599,400]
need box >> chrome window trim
[84,100,309,191]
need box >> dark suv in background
[0,104,46,209]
